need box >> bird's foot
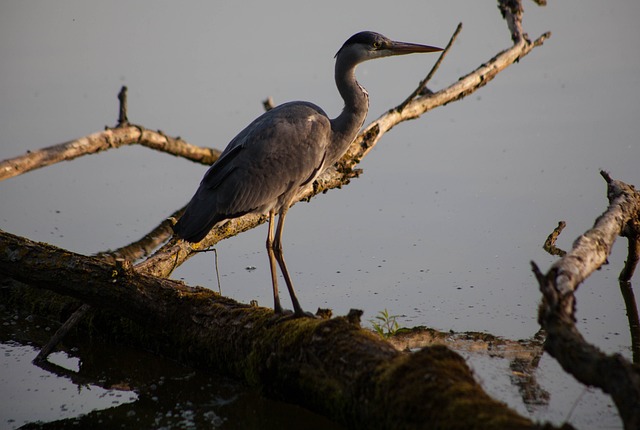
[296,310,319,319]
[273,308,318,320]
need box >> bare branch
[532,173,640,429]
[94,212,180,263]
[397,22,463,113]
[117,85,129,127]
[547,173,640,307]
[620,218,640,282]
[33,303,92,363]
[0,125,219,182]
[498,0,525,43]
[543,221,567,257]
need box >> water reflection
[0,306,344,429]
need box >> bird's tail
[173,201,226,243]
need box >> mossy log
[0,230,562,430]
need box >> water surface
[1,1,638,428]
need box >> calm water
[1,1,638,428]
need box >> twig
[263,97,275,112]
[619,280,640,364]
[397,22,462,113]
[498,0,525,42]
[33,303,92,363]
[619,220,640,282]
[543,221,567,257]
[117,85,129,127]
[0,86,221,182]
[214,248,221,294]
[33,259,137,363]
[192,247,223,294]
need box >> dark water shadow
[1,306,344,430]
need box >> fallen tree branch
[137,3,551,278]
[0,111,220,182]
[0,230,559,430]
[532,172,640,430]
[94,209,180,264]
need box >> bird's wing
[175,103,331,242]
[208,102,332,216]
[187,102,331,216]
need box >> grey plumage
[173,31,441,316]
[174,102,331,243]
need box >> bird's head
[335,31,442,64]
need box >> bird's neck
[329,60,369,165]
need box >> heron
[173,31,442,316]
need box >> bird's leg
[273,207,307,317]
[266,210,284,314]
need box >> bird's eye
[372,41,381,50]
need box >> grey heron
[173,31,442,316]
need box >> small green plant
[370,309,404,338]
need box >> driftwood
[11,0,637,428]
[532,172,640,430]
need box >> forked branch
[532,172,640,430]
[0,88,220,182]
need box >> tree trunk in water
[0,230,556,430]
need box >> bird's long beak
[389,41,443,55]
